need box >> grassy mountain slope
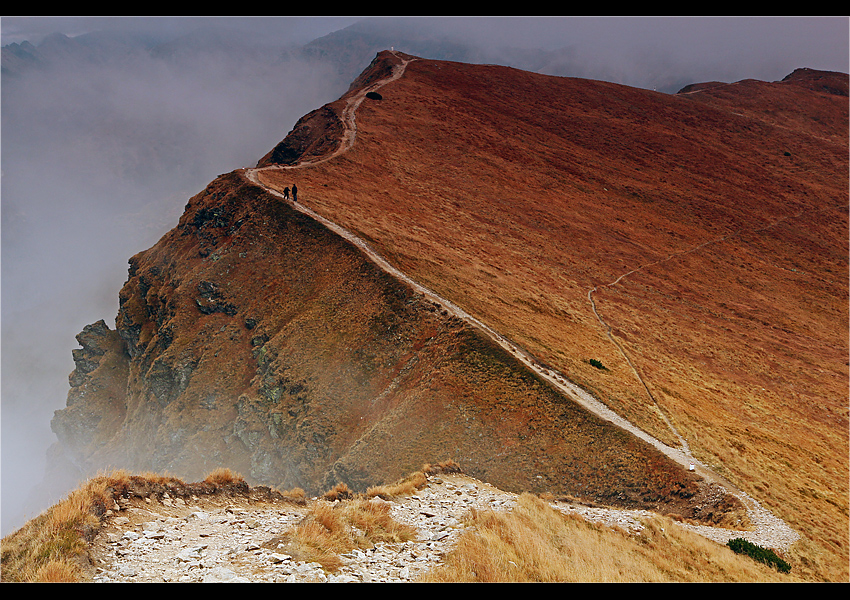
[257,54,848,579]
[48,51,847,579]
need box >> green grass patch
[727,538,791,574]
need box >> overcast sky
[3,16,848,83]
[1,15,847,536]
[0,16,358,45]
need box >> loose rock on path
[89,472,797,583]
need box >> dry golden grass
[343,498,418,546]
[275,497,418,571]
[258,59,848,580]
[419,493,799,582]
[273,464,457,570]
[1,461,811,582]
[277,500,355,571]
[322,482,356,502]
[366,471,428,499]
[202,467,245,486]
[278,487,308,504]
[1,470,129,582]
[366,460,463,499]
[0,468,256,582]
[27,559,81,583]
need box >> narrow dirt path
[240,51,800,550]
[587,203,842,456]
[587,231,746,456]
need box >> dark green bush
[588,359,607,370]
[727,538,791,573]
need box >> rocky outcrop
[68,320,118,386]
[52,320,129,473]
[256,103,345,167]
[48,167,727,521]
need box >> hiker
[283,187,289,200]
[292,184,298,202]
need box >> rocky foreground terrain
[87,471,798,583]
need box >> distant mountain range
[1,18,712,93]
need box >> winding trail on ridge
[241,51,800,550]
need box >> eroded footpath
[90,471,798,583]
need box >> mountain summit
[49,51,848,576]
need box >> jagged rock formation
[50,52,847,554]
[51,170,714,521]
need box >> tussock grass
[5,460,799,582]
[278,500,354,571]
[27,559,81,583]
[0,468,253,582]
[343,497,418,546]
[367,460,462,499]
[366,472,427,499]
[278,487,307,504]
[420,493,797,582]
[322,482,355,502]
[203,467,245,486]
[1,471,127,582]
[274,463,459,570]
[275,497,418,571]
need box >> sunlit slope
[258,57,848,579]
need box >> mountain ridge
[252,52,848,578]
[46,51,848,579]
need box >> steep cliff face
[51,320,128,470]
[51,169,714,519]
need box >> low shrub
[203,467,244,486]
[588,359,607,370]
[727,538,791,573]
[322,482,355,502]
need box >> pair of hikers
[283,184,298,202]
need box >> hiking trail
[242,50,800,551]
